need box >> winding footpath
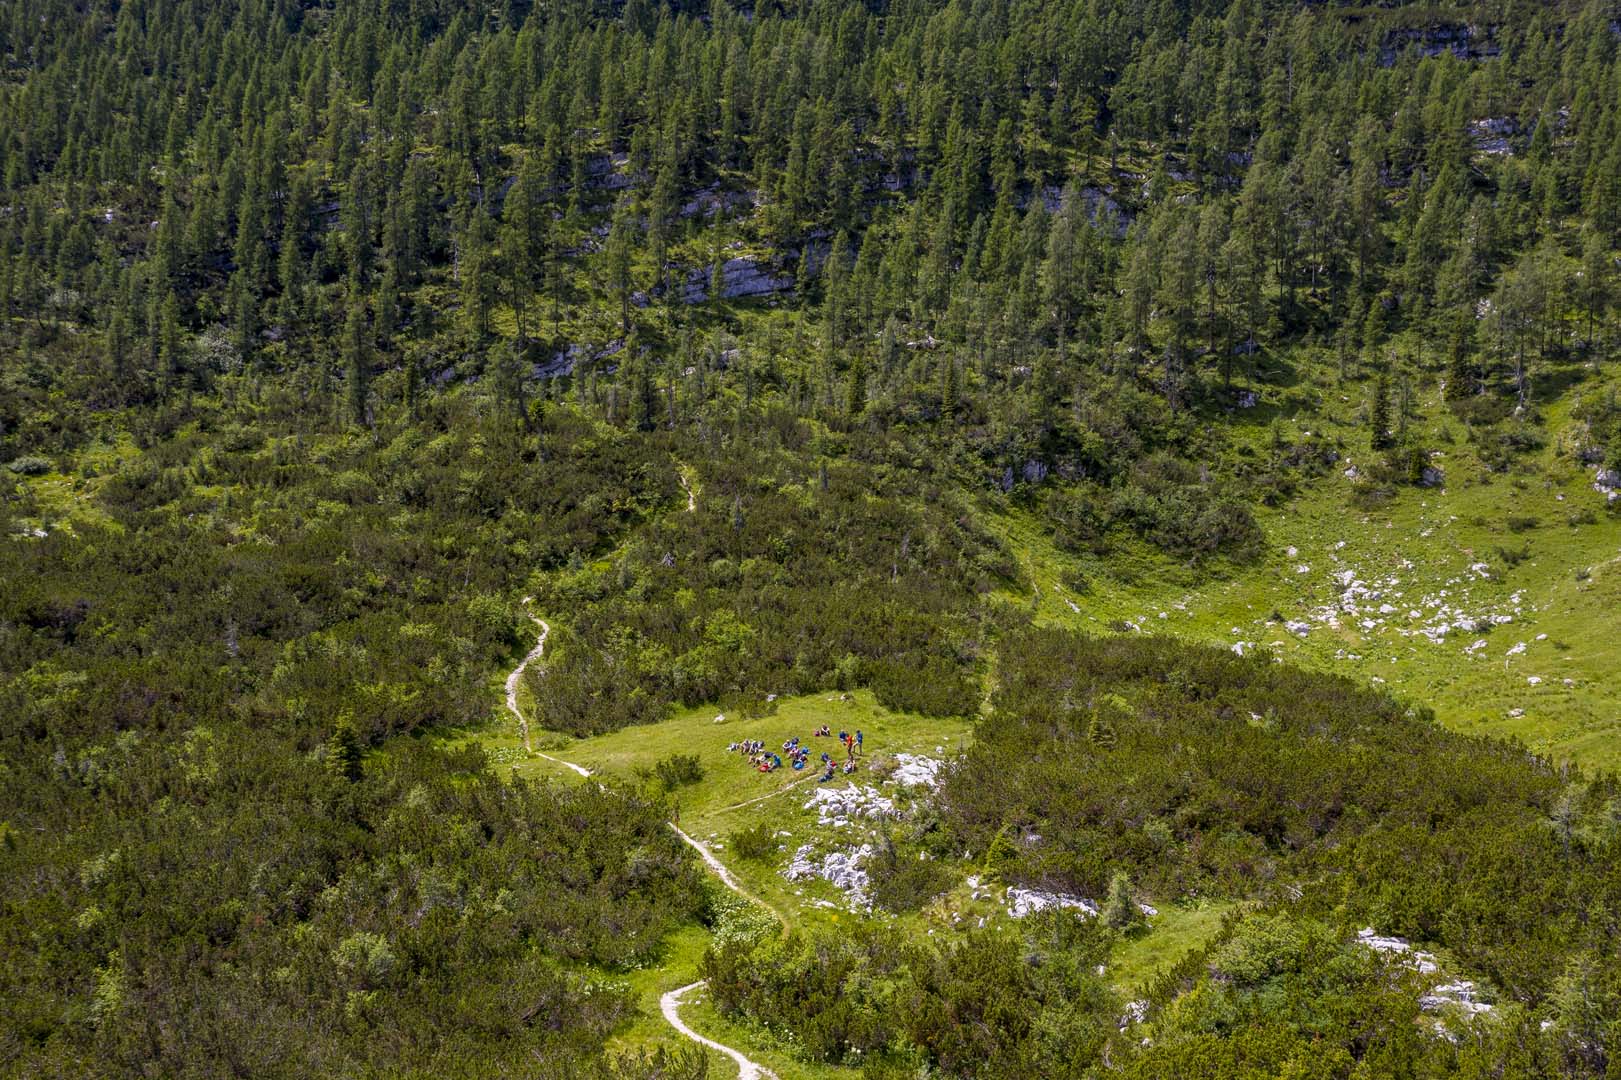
[503,583,775,1078]
[503,604,591,778]
[661,982,774,1080]
[676,461,699,513]
[718,773,818,813]
[659,829,781,1079]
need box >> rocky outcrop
[532,339,624,380]
[785,842,874,907]
[803,785,897,827]
[890,753,943,788]
[1005,886,1098,919]
[679,256,794,304]
[1380,25,1499,66]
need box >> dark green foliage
[937,630,1621,1025]
[701,914,1116,1076]
[0,396,706,1077]
[3,0,1621,1073]
[325,719,364,783]
[1370,371,1395,451]
[725,822,779,862]
[652,752,705,792]
[867,831,954,913]
[528,441,1008,735]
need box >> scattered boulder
[1421,981,1493,1017]
[803,785,897,826]
[1005,886,1098,919]
[1356,928,1438,974]
[889,754,944,788]
[785,843,874,908]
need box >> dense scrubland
[4,0,1621,1076]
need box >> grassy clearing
[462,679,1249,1074]
[1108,901,1240,994]
[8,434,136,536]
[989,362,1621,770]
[458,351,1621,1074]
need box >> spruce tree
[845,355,867,418]
[326,719,364,784]
[1444,322,1475,401]
[1102,871,1140,929]
[344,299,371,428]
[1370,370,1394,450]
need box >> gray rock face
[1471,117,1519,156]
[1595,467,1620,492]
[533,340,624,380]
[1079,185,1130,236]
[534,345,584,380]
[1379,25,1499,66]
[679,186,754,219]
[889,754,943,788]
[1420,466,1445,487]
[1421,981,1493,1017]
[680,257,793,304]
[1357,927,1439,975]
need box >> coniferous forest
[4,0,1621,1076]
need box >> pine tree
[632,358,658,432]
[344,299,371,427]
[1370,370,1393,450]
[605,199,636,336]
[845,355,867,418]
[154,289,183,398]
[1102,871,1140,929]
[326,719,364,784]
[1444,321,1475,400]
[1087,712,1117,749]
[460,209,497,342]
[1578,228,1613,349]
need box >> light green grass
[10,434,135,535]
[459,350,1621,1074]
[987,370,1621,771]
[1108,901,1240,993]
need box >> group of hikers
[726,725,864,781]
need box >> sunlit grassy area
[451,348,1621,1076]
[987,360,1621,770]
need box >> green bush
[6,456,52,476]
[726,822,779,861]
[869,845,953,913]
[653,752,705,791]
